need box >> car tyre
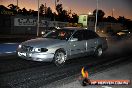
[54,50,66,66]
[94,47,103,57]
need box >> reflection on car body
[17,27,108,66]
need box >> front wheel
[54,50,66,66]
[94,47,103,57]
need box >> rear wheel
[94,47,103,57]
[54,50,66,66]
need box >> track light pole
[95,0,98,32]
[37,0,40,36]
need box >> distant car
[117,30,131,40]
[17,27,108,66]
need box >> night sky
[1,0,132,19]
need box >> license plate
[18,52,27,57]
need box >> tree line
[0,4,78,23]
[0,3,131,29]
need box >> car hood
[22,38,66,48]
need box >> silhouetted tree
[45,7,54,20]
[0,5,15,15]
[39,4,45,16]
[93,9,105,22]
[117,16,132,30]
[8,4,19,13]
[56,4,63,15]
[27,9,35,16]
[17,9,22,14]
[104,16,117,23]
[32,11,38,16]
[56,4,71,22]
[117,16,126,25]
[61,10,69,22]
[0,5,8,11]
[125,19,132,30]
[21,7,28,15]
[71,13,78,23]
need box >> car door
[85,30,99,54]
[69,30,86,58]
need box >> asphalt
[0,35,132,88]
[42,39,132,88]
[43,58,132,88]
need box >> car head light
[18,44,22,48]
[34,48,41,52]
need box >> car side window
[85,30,99,39]
[72,31,83,41]
[83,30,88,40]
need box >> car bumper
[17,52,54,62]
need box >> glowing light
[88,12,92,15]
[81,67,89,78]
[41,31,45,35]
[18,44,22,48]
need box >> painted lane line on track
[0,43,19,55]
[0,51,16,54]
[0,51,16,56]
[5,51,16,53]
[2,43,19,44]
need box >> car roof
[62,27,93,31]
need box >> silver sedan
[17,27,108,66]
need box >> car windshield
[43,29,74,40]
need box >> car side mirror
[69,38,78,42]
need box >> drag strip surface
[0,40,132,88]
